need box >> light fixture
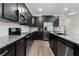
[64,8,68,11]
[68,11,77,15]
[38,8,43,11]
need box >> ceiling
[25,3,79,16]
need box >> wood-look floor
[28,40,54,56]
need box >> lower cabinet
[57,39,74,56]
[26,37,34,55]
[49,33,74,56]
[49,34,57,55]
[0,43,15,56]
[57,40,67,56]
[0,34,34,56]
[15,38,26,56]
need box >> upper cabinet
[18,3,32,25]
[53,16,59,27]
[4,3,17,21]
[0,3,2,18]
[32,16,56,27]
[18,3,26,15]
[0,3,32,25]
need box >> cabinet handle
[65,47,69,56]
[0,50,8,56]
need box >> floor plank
[28,40,54,56]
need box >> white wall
[59,16,71,34]
[69,15,79,34]
[59,15,79,34]
[29,27,38,33]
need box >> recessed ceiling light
[38,8,43,11]
[64,8,68,11]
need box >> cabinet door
[57,40,66,56]
[57,39,74,56]
[0,43,15,56]
[16,39,25,56]
[6,50,15,56]
[49,39,53,52]
[18,3,31,25]
[0,3,2,18]
[53,16,59,27]
[53,38,57,55]
[65,46,73,56]
[26,39,33,55]
[49,34,57,55]
[4,3,17,21]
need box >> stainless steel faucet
[63,25,66,35]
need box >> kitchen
[0,3,79,56]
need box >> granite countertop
[0,33,28,49]
[50,32,79,46]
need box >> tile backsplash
[0,19,29,37]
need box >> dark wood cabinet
[0,3,2,18]
[49,33,75,56]
[4,3,17,21]
[0,3,32,25]
[57,39,67,56]
[57,38,74,56]
[18,3,26,15]
[15,38,26,56]
[53,16,59,27]
[26,35,34,55]
[18,3,32,25]
[49,34,57,55]
[18,3,27,24]
[0,43,15,56]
